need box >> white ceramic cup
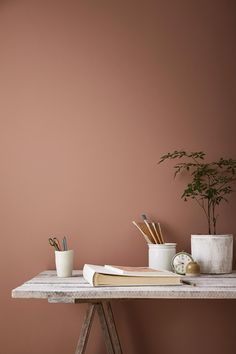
[148,243,176,271]
[55,250,74,277]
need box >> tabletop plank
[12,270,236,301]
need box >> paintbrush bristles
[141,214,147,221]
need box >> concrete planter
[191,234,233,274]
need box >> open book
[83,264,181,287]
[104,264,166,276]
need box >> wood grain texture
[75,303,96,354]
[103,302,122,354]
[96,303,115,354]
[11,270,236,300]
[73,301,123,354]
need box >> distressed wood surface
[96,303,115,354]
[75,303,96,354]
[12,270,236,300]
[74,301,123,354]
[103,301,122,354]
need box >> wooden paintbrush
[132,221,152,244]
[152,222,162,244]
[141,214,158,244]
[157,222,165,243]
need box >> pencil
[181,280,196,286]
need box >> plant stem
[190,155,201,165]
[207,199,211,234]
[194,198,211,233]
[212,202,217,234]
[194,198,208,219]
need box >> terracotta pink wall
[1,1,236,353]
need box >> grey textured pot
[191,234,233,274]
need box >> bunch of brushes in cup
[132,214,165,244]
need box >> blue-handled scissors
[48,237,61,251]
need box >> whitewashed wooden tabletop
[11,270,236,302]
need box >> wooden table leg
[75,303,96,354]
[96,303,115,354]
[103,302,122,354]
[74,301,122,354]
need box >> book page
[104,265,177,276]
[107,265,161,273]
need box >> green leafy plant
[158,150,236,235]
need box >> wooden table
[12,271,236,354]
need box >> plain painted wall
[1,1,236,353]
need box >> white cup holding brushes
[148,243,176,271]
[49,236,74,277]
[132,214,177,271]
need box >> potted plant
[158,150,236,274]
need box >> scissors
[48,237,61,251]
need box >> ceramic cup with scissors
[55,249,74,277]
[49,237,74,277]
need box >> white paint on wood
[11,270,236,300]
